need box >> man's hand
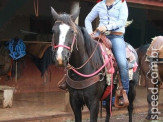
[96,26,107,33]
[90,32,95,36]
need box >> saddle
[26,43,51,59]
[93,35,136,108]
[93,35,137,81]
[92,33,112,49]
[146,36,163,58]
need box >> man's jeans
[106,34,129,94]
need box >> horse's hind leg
[105,96,111,122]
[128,80,136,122]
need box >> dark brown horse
[137,36,163,120]
[50,4,138,122]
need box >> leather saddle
[146,36,163,58]
[92,33,112,49]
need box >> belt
[110,32,123,35]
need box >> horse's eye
[70,29,74,33]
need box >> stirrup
[114,89,129,108]
[57,74,67,90]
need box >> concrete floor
[0,86,163,122]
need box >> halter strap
[53,34,77,52]
[54,45,71,50]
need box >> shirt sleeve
[105,1,128,31]
[85,4,99,34]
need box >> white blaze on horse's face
[56,23,70,65]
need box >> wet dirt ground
[0,86,163,122]
[78,112,163,122]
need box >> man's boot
[58,74,67,90]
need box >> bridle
[53,34,77,53]
[52,21,77,53]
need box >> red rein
[54,45,70,50]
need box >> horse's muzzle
[56,55,69,66]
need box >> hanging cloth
[8,38,26,60]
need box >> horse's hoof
[145,115,151,120]
[145,115,158,120]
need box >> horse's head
[51,5,80,66]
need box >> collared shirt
[85,0,128,34]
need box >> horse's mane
[80,27,103,69]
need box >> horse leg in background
[128,80,136,122]
[139,56,154,120]
[146,78,161,120]
[17,59,25,79]
[146,82,154,120]
[141,61,153,120]
[144,62,161,120]
[128,68,138,122]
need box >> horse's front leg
[86,99,99,122]
[69,93,82,122]
[90,100,100,122]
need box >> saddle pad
[92,33,112,49]
[126,43,136,63]
[146,36,163,58]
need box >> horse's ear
[51,7,59,21]
[70,2,80,22]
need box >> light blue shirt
[85,0,128,34]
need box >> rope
[71,57,111,77]
[74,34,101,70]
[34,0,39,17]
